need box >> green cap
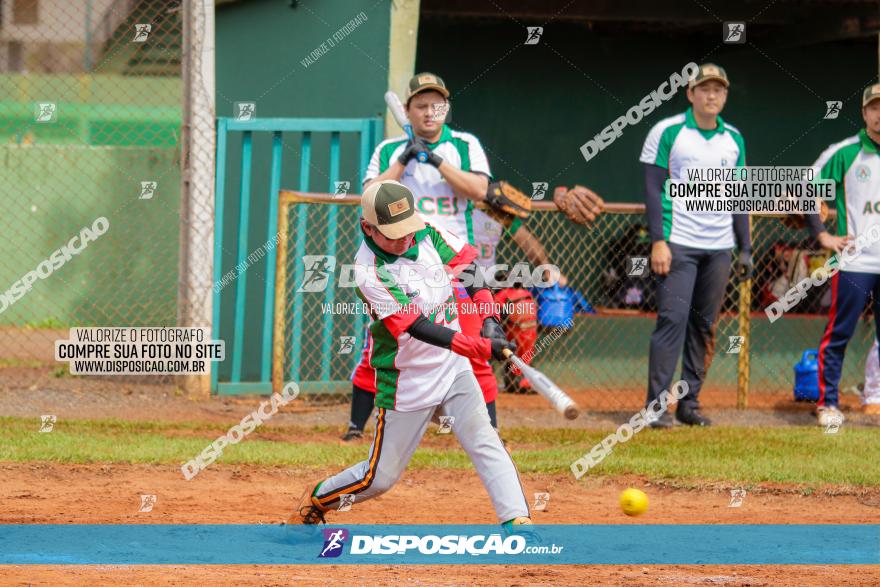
[863,83,880,107]
[689,63,729,89]
[361,180,426,239]
[406,72,450,101]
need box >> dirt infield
[2,463,879,585]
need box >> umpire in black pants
[638,64,752,428]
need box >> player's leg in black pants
[646,243,700,426]
[678,248,732,425]
[342,384,375,441]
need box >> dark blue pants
[646,243,731,410]
[818,271,880,407]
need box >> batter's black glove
[397,137,427,166]
[735,250,753,281]
[490,337,516,361]
[480,316,506,340]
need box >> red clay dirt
[2,463,879,586]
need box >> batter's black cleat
[287,487,329,526]
[340,427,364,442]
[647,411,673,429]
[676,405,711,427]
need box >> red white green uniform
[354,221,476,411]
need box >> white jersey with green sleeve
[354,221,475,412]
[364,125,513,267]
[639,108,746,250]
[812,129,880,273]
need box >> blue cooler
[532,284,574,328]
[793,349,820,401]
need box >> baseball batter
[291,180,532,528]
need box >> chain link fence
[0,0,214,393]
[279,193,873,412]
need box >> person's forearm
[805,213,826,238]
[437,164,488,201]
[732,214,752,253]
[511,226,551,266]
[364,162,406,189]
[643,163,667,243]
[406,315,456,348]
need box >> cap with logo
[863,83,880,107]
[406,72,450,102]
[361,180,426,239]
[689,63,730,89]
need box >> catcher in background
[342,71,603,441]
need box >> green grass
[1,417,877,488]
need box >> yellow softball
[620,488,648,516]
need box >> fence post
[736,217,753,409]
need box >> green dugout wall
[416,20,876,202]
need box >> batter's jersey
[812,129,880,273]
[354,221,474,411]
[364,125,518,267]
[640,108,746,250]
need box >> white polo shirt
[640,108,746,250]
[813,129,880,273]
[364,125,517,267]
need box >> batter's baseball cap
[406,72,450,102]
[361,180,426,239]
[863,83,880,107]
[689,63,730,89]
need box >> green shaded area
[0,145,180,327]
[2,417,878,488]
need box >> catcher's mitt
[553,185,604,225]
[485,181,531,219]
[781,201,829,229]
